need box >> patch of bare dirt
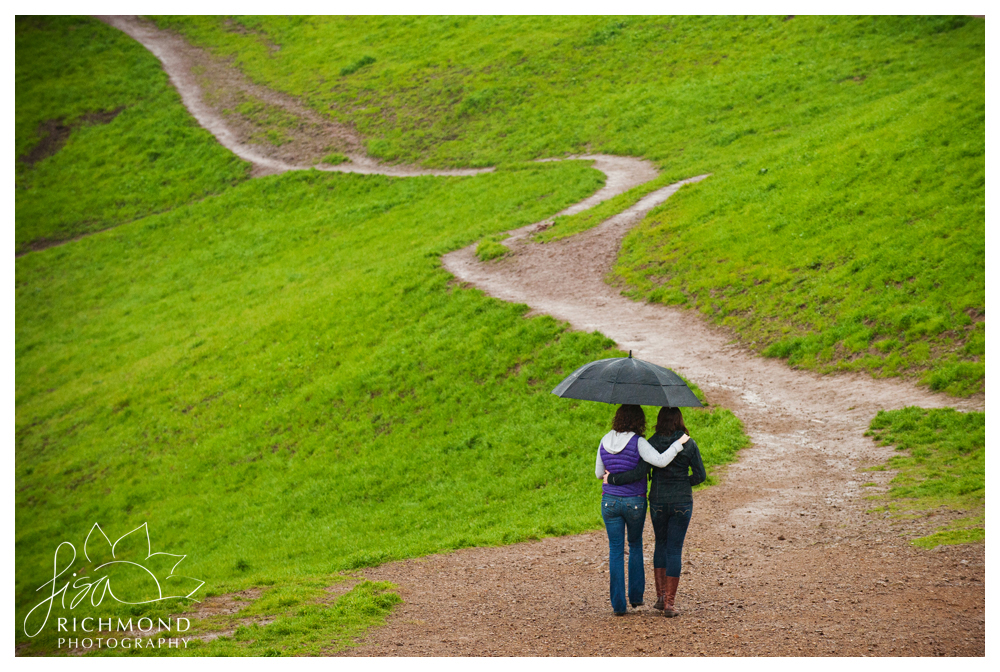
[317,578,362,605]
[62,587,274,649]
[19,107,124,166]
[16,229,111,258]
[179,579,360,644]
[184,587,265,620]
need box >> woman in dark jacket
[606,407,705,617]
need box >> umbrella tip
[629,350,632,358]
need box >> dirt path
[347,179,986,657]
[101,16,985,657]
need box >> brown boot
[653,568,667,610]
[662,576,680,618]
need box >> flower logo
[23,522,205,637]
[83,522,205,604]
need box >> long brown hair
[656,407,688,435]
[612,404,646,435]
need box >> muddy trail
[100,16,984,657]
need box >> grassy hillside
[16,14,982,656]
[15,16,249,253]
[865,408,984,548]
[151,15,985,394]
[16,163,749,655]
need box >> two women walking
[596,404,706,617]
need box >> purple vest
[600,434,646,498]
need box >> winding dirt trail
[102,16,985,657]
[345,178,985,657]
[98,15,493,179]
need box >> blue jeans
[650,501,692,577]
[600,494,647,613]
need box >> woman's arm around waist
[607,459,650,486]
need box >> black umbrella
[551,352,703,407]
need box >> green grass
[15,16,250,252]
[340,55,376,77]
[224,93,300,147]
[148,15,984,394]
[83,579,401,657]
[319,152,350,165]
[908,523,984,549]
[475,233,511,261]
[16,161,750,655]
[615,79,984,394]
[535,172,677,243]
[864,407,984,548]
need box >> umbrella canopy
[551,352,703,407]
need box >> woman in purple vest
[595,404,687,615]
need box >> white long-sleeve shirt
[595,430,685,478]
